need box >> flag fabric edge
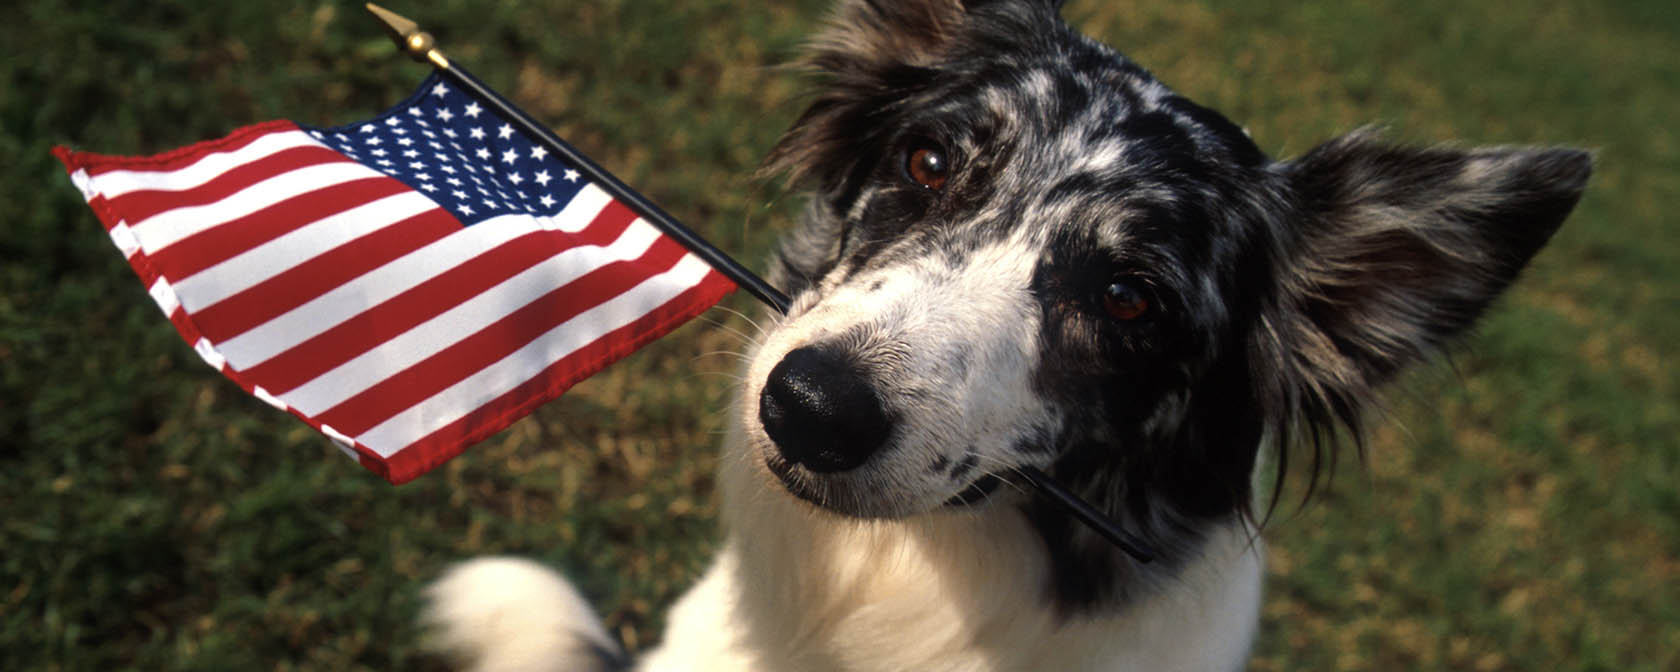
[53,80,740,485]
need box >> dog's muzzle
[757,346,893,473]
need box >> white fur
[633,425,1265,671]
[424,389,1266,672]
[423,556,623,672]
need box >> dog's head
[744,0,1589,605]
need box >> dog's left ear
[1274,129,1592,402]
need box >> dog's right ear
[764,1,1064,188]
[762,0,973,188]
[811,0,970,72]
[802,0,1065,75]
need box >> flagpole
[364,3,1155,564]
[364,4,791,314]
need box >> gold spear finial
[365,3,450,69]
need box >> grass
[2,0,1674,669]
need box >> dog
[423,1,1591,669]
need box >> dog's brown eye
[906,146,949,191]
[1102,281,1151,321]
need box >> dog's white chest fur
[633,437,1265,672]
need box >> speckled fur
[423,2,1590,670]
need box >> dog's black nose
[758,346,893,473]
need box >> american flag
[54,74,737,484]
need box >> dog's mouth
[761,445,1010,518]
[942,473,1003,507]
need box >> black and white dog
[425,1,1590,669]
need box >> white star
[386,117,401,126]
[452,190,467,200]
[364,137,382,146]
[360,124,377,133]
[391,126,407,135]
[475,148,491,160]
[422,130,436,139]
[539,194,557,208]
[438,108,455,122]
[501,149,519,164]
[497,124,513,140]
[415,118,430,128]
[443,128,458,139]
[447,177,462,186]
[463,102,482,118]
[459,204,475,216]
[409,161,426,170]
[403,149,419,158]
[564,169,581,182]
[377,158,393,167]
[483,197,498,209]
[432,83,449,97]
[439,164,456,175]
[531,146,548,161]
[370,148,387,157]
[397,137,414,147]
[509,173,525,185]
[420,182,437,191]
[534,170,552,186]
[408,107,423,117]
[469,126,486,141]
[415,172,432,181]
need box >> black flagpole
[364,3,789,313]
[365,3,1155,564]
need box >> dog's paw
[422,556,627,672]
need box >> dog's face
[744,0,1588,607]
[745,0,1275,520]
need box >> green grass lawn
[3,1,1674,669]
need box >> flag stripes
[54,76,736,483]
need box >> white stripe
[333,442,361,461]
[281,218,666,417]
[193,337,226,370]
[537,186,612,233]
[87,130,321,199]
[253,386,288,411]
[171,190,438,313]
[320,425,361,461]
[70,168,96,202]
[128,161,388,255]
[108,221,141,259]
[357,253,716,456]
[213,185,613,369]
[148,278,181,317]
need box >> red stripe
[191,206,461,344]
[106,144,354,224]
[148,175,410,280]
[375,269,737,484]
[74,121,303,177]
[51,147,215,363]
[238,201,640,395]
[311,233,692,436]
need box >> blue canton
[303,74,589,226]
